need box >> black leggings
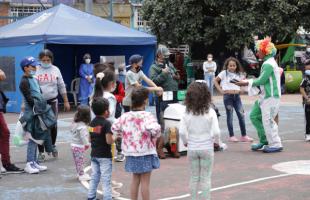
[38,100,58,153]
[305,104,310,135]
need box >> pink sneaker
[240,136,254,142]
[229,136,239,142]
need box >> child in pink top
[112,87,161,200]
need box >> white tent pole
[109,0,113,21]
[85,0,93,14]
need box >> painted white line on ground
[81,165,293,200]
[272,160,310,175]
[158,174,293,200]
[7,117,73,127]
[210,173,292,191]
[11,141,70,148]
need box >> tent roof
[0,4,156,46]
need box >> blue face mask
[305,70,310,76]
[29,70,36,76]
[41,63,51,68]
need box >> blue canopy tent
[0,4,156,112]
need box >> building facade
[130,0,148,32]
[74,0,131,27]
[0,0,148,31]
[0,2,10,26]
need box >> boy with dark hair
[19,56,50,174]
[88,97,115,200]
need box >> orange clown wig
[255,36,277,57]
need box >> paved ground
[1,94,310,200]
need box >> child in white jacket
[71,105,91,181]
[179,81,222,200]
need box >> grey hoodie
[36,65,67,100]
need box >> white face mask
[307,48,310,53]
[41,63,51,69]
[208,57,213,61]
[85,59,91,64]
[29,70,36,76]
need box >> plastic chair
[68,78,80,106]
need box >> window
[10,5,49,22]
[0,56,15,92]
[134,6,148,30]
[136,7,143,27]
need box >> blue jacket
[79,63,94,100]
[19,76,56,152]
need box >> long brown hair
[222,57,243,74]
[185,81,211,115]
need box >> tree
[142,0,310,50]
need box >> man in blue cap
[122,54,163,112]
[19,56,51,174]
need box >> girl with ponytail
[91,66,116,123]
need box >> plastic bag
[13,116,44,147]
[13,121,28,147]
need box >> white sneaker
[114,153,125,162]
[220,143,228,151]
[24,162,39,174]
[0,166,6,173]
[112,180,123,188]
[305,134,310,142]
[33,162,47,171]
[112,188,121,198]
[78,173,91,181]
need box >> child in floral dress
[112,87,161,200]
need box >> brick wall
[0,2,10,26]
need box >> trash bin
[285,70,302,93]
[163,103,187,152]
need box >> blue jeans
[88,157,112,200]
[223,94,246,137]
[118,74,126,85]
[27,139,38,162]
[80,98,89,106]
[204,73,214,96]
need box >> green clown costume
[247,37,283,153]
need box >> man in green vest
[149,45,180,159]
[235,37,283,153]
[149,45,180,123]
